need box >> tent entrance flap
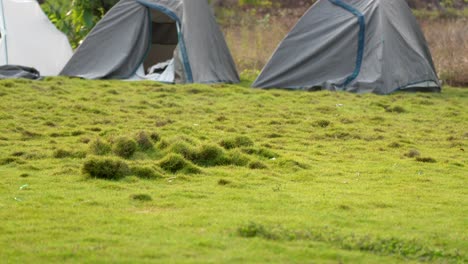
[143,9,178,74]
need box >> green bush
[159,154,201,174]
[112,137,137,159]
[82,157,130,180]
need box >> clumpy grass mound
[53,149,86,159]
[82,157,130,180]
[130,194,152,202]
[193,144,226,167]
[249,160,268,170]
[168,141,197,160]
[113,137,137,159]
[135,131,154,151]
[220,135,254,149]
[89,138,112,155]
[225,150,250,166]
[131,166,162,179]
[159,154,201,174]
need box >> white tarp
[0,0,73,76]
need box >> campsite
[0,0,467,263]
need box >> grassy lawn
[0,78,466,263]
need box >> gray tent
[253,0,441,94]
[61,0,239,84]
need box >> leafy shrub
[112,137,137,158]
[220,135,254,149]
[82,157,130,180]
[89,138,111,155]
[159,154,201,174]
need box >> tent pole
[0,0,8,64]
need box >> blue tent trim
[136,0,194,83]
[329,0,366,88]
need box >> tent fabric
[0,65,40,79]
[61,0,240,84]
[0,0,73,76]
[252,0,441,94]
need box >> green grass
[0,77,466,263]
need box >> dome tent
[61,0,240,84]
[0,0,73,76]
[253,0,441,94]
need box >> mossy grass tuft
[168,141,197,160]
[416,157,437,163]
[130,194,153,202]
[225,149,250,166]
[131,166,162,179]
[249,160,268,170]
[159,154,201,174]
[220,135,254,149]
[405,149,421,158]
[193,144,226,167]
[53,149,86,159]
[135,131,154,151]
[82,157,130,180]
[89,138,112,155]
[112,137,138,159]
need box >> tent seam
[328,0,366,88]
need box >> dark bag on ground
[0,65,41,80]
